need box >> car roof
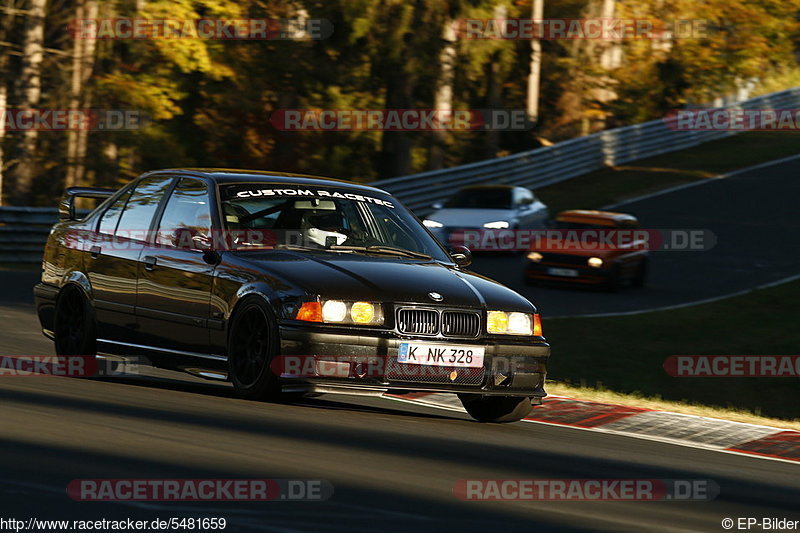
[142,168,390,195]
[556,209,638,225]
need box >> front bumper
[277,325,549,399]
[524,261,612,285]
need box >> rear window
[98,188,133,236]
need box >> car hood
[426,208,515,228]
[234,251,535,312]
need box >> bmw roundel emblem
[428,292,444,302]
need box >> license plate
[398,342,484,368]
[547,267,579,277]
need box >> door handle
[143,256,157,271]
[90,246,102,258]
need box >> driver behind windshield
[302,210,349,247]
[218,184,450,261]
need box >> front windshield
[219,184,451,261]
[445,188,512,209]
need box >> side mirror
[449,245,472,267]
[431,202,443,210]
[193,233,214,251]
[174,227,214,251]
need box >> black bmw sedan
[34,169,550,422]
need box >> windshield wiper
[273,243,432,260]
[330,244,432,260]
[272,244,323,252]
[273,243,359,254]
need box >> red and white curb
[384,392,800,464]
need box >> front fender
[62,270,93,299]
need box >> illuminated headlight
[423,219,444,228]
[527,251,543,262]
[299,299,383,325]
[350,302,376,324]
[588,257,604,268]
[487,311,534,335]
[483,220,510,229]
[321,300,347,322]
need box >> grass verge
[543,279,800,424]
[536,131,800,213]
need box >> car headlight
[588,257,603,268]
[487,311,538,335]
[322,300,347,322]
[483,220,510,229]
[297,300,383,325]
[423,219,444,228]
[350,301,376,324]
[527,251,543,262]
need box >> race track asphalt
[472,155,800,316]
[1,285,799,532]
[1,156,799,531]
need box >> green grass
[544,280,800,422]
[536,131,800,213]
[534,130,800,424]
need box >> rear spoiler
[59,186,116,221]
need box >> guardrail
[0,207,59,264]
[372,87,800,214]
[1,87,798,263]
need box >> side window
[156,178,212,249]
[116,176,174,241]
[98,188,133,236]
[516,188,534,206]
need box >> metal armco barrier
[0,207,58,264]
[372,88,800,214]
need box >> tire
[632,259,648,288]
[53,285,96,356]
[458,394,533,423]
[227,297,283,401]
